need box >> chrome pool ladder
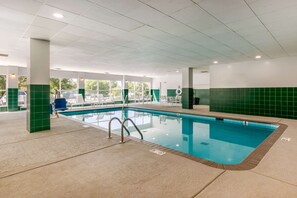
[108,117,130,139]
[107,117,143,143]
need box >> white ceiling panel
[245,0,297,16]
[46,0,93,14]
[70,16,126,37]
[171,5,222,31]
[81,4,143,31]
[144,0,194,15]
[0,0,42,15]
[89,0,143,14]
[37,5,78,24]
[194,0,254,23]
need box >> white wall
[152,74,182,96]
[152,71,210,96]
[193,72,210,89]
[210,57,297,88]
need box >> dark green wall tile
[167,89,176,97]
[122,89,128,103]
[182,88,193,109]
[8,88,18,111]
[78,89,85,100]
[27,84,50,133]
[193,89,210,105]
[210,87,297,119]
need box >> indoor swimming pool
[61,107,278,165]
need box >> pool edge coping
[60,106,288,170]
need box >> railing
[107,117,144,143]
[120,118,143,143]
[107,117,130,139]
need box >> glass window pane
[18,76,27,107]
[127,81,134,99]
[85,79,98,101]
[111,81,122,100]
[61,78,77,90]
[99,80,110,97]
[61,78,78,99]
[0,75,6,106]
[143,82,151,97]
[18,76,27,91]
[50,78,60,102]
[135,82,142,98]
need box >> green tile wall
[182,88,193,109]
[210,87,297,119]
[0,106,7,112]
[122,89,128,103]
[167,89,176,97]
[193,89,210,105]
[27,84,50,133]
[8,88,18,111]
[78,89,85,100]
[151,89,160,102]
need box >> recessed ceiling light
[255,55,261,59]
[176,70,179,73]
[53,13,64,19]
[213,61,218,64]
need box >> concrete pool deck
[0,104,297,197]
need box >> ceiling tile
[46,0,93,14]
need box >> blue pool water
[61,107,278,165]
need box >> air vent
[201,71,208,73]
[0,54,8,57]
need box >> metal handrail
[107,117,130,139]
[120,118,143,143]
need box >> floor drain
[150,149,166,156]
[281,137,291,142]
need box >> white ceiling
[0,0,296,76]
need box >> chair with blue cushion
[54,98,68,111]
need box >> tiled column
[122,75,128,103]
[181,68,193,109]
[78,73,85,100]
[7,67,19,111]
[27,39,50,133]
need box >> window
[128,81,135,100]
[0,75,6,106]
[143,82,151,97]
[127,81,151,100]
[111,81,122,100]
[61,78,77,99]
[18,76,27,91]
[18,76,27,107]
[98,80,110,97]
[50,78,60,102]
[135,82,143,99]
[85,79,98,101]
[85,79,122,101]
[50,78,78,101]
